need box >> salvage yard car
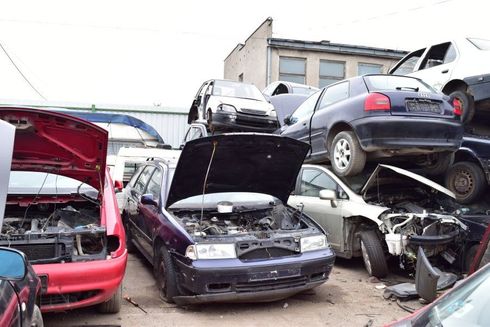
[279,74,463,177]
[288,164,471,278]
[0,108,127,313]
[187,79,278,132]
[389,37,490,123]
[122,133,335,305]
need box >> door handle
[302,122,307,126]
[441,69,449,74]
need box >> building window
[279,57,306,84]
[319,60,345,88]
[358,63,383,75]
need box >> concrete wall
[224,18,272,90]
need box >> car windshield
[364,75,435,93]
[8,171,96,195]
[412,264,490,326]
[468,38,490,50]
[169,192,279,210]
[213,80,266,101]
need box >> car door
[309,81,350,158]
[280,90,322,146]
[127,165,155,255]
[0,280,20,327]
[390,48,426,75]
[288,167,345,253]
[137,167,163,259]
[409,42,458,91]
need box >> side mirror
[319,189,337,208]
[141,193,158,207]
[283,115,291,125]
[0,247,27,281]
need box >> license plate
[406,100,441,113]
[249,267,300,281]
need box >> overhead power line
[0,40,47,100]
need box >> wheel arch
[442,79,468,95]
[326,122,355,151]
[344,215,384,257]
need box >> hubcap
[361,240,372,275]
[334,138,351,170]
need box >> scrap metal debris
[124,296,148,313]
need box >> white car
[187,79,278,132]
[288,164,468,277]
[390,37,490,123]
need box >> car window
[133,166,155,194]
[318,82,349,110]
[144,168,162,203]
[289,90,322,124]
[128,165,145,188]
[123,161,142,185]
[364,75,435,93]
[391,48,425,75]
[420,42,455,69]
[300,169,337,197]
[184,126,205,143]
[468,38,490,50]
[272,83,288,96]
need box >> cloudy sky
[0,0,488,108]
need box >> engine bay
[0,201,106,264]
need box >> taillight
[114,180,123,192]
[364,93,391,111]
[453,98,462,116]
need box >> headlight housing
[269,109,277,117]
[185,243,237,260]
[301,235,328,253]
[217,104,236,113]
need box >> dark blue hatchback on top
[279,74,464,177]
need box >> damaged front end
[1,202,107,264]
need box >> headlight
[185,244,236,260]
[301,235,328,253]
[269,110,277,117]
[217,104,236,113]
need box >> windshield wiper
[396,86,419,92]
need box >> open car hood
[361,164,455,199]
[0,107,108,191]
[166,133,309,207]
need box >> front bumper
[465,74,490,103]
[351,116,463,152]
[34,250,128,312]
[212,111,279,132]
[172,248,335,305]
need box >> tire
[445,161,486,204]
[125,222,137,253]
[450,90,475,124]
[359,230,388,278]
[31,304,44,327]
[331,131,366,177]
[424,152,454,176]
[97,283,122,313]
[155,245,179,303]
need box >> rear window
[468,38,490,50]
[363,75,435,93]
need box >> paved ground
[44,252,423,327]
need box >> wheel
[97,283,122,313]
[445,161,486,204]
[424,152,454,176]
[450,90,475,124]
[31,304,44,327]
[125,222,137,253]
[155,245,179,303]
[331,131,366,177]
[359,230,388,278]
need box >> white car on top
[390,37,490,123]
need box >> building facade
[224,18,407,90]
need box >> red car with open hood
[0,107,127,313]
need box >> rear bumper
[351,116,463,152]
[34,250,128,312]
[465,74,490,103]
[212,111,279,132]
[172,249,335,305]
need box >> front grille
[235,276,307,293]
[406,99,442,113]
[239,108,267,116]
[41,290,100,306]
[13,244,59,261]
[239,248,296,260]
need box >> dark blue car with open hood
[122,133,335,305]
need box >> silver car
[288,164,467,277]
